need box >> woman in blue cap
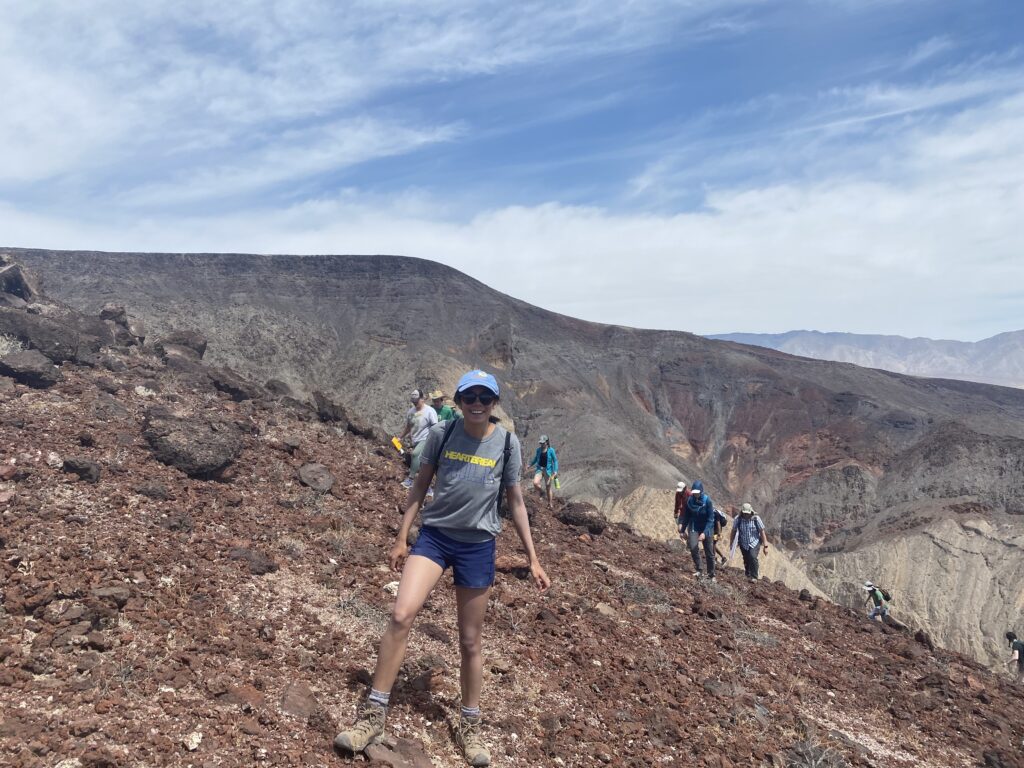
[335,369,550,766]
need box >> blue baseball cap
[456,369,500,397]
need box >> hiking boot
[455,715,490,766]
[334,703,386,753]
[401,478,413,489]
[692,571,702,578]
[426,488,435,500]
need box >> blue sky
[1,1,1022,339]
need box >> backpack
[433,420,513,517]
[714,507,728,529]
[878,587,893,603]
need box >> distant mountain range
[709,330,1024,389]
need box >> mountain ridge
[8,247,1024,669]
[709,329,1024,389]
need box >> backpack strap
[495,429,512,518]
[433,419,461,469]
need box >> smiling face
[456,385,497,426]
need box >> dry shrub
[786,740,850,768]
[279,536,307,559]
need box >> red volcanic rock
[0,291,1019,767]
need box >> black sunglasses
[459,392,496,405]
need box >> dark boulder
[143,406,243,478]
[298,463,334,492]
[0,293,27,310]
[556,502,608,535]
[153,330,207,360]
[0,258,42,302]
[92,393,129,421]
[99,304,127,324]
[63,457,101,483]
[915,629,935,650]
[135,483,170,501]
[265,379,294,398]
[90,585,131,609]
[0,349,63,388]
[312,390,349,425]
[0,308,110,364]
[208,366,262,402]
[229,547,278,575]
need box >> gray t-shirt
[405,405,438,445]
[419,420,522,542]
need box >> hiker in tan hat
[429,389,458,422]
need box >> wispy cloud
[4,82,1023,340]
[123,118,463,206]
[901,35,956,70]
[0,0,756,191]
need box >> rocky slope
[710,330,1024,389]
[8,248,1024,670]
[1,286,1023,767]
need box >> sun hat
[740,502,755,515]
[676,481,686,492]
[539,435,549,444]
[428,389,444,400]
[863,581,874,590]
[456,369,499,396]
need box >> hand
[389,539,409,572]
[762,544,769,557]
[531,561,551,593]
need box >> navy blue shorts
[409,526,496,589]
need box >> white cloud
[0,0,754,188]
[4,85,1023,340]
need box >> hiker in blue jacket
[680,480,717,580]
[528,435,559,509]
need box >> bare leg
[714,541,728,564]
[532,472,544,496]
[545,476,553,509]
[455,586,491,708]
[371,555,444,693]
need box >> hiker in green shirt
[863,581,889,621]
[430,389,459,422]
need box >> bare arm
[389,464,434,570]
[504,484,551,592]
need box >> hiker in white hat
[729,502,769,582]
